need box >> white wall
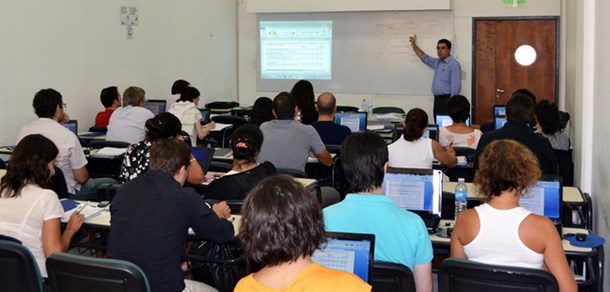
[237,0,561,120]
[0,0,237,145]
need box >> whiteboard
[257,11,455,95]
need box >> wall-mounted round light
[514,44,537,66]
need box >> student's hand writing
[65,211,85,235]
[212,201,231,219]
[207,121,216,130]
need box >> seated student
[0,134,85,278]
[535,100,571,151]
[206,124,276,201]
[249,96,274,126]
[106,86,155,144]
[257,92,332,172]
[290,79,318,125]
[312,92,351,145]
[323,132,433,292]
[388,108,457,168]
[109,139,234,292]
[475,93,558,175]
[120,112,204,184]
[94,86,121,128]
[17,88,116,200]
[235,175,370,292]
[168,86,216,147]
[438,95,482,149]
[450,140,577,292]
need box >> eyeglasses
[61,103,67,109]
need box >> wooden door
[473,18,558,124]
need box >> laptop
[190,147,215,173]
[335,112,367,133]
[63,120,78,135]
[520,175,563,235]
[199,108,211,124]
[383,168,443,234]
[435,114,470,127]
[312,232,375,283]
[495,116,507,130]
[493,105,506,117]
[143,99,167,115]
[423,124,439,141]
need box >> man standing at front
[409,35,462,118]
[108,139,234,292]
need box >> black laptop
[312,232,375,283]
[383,168,444,234]
[190,147,215,173]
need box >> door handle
[495,89,504,98]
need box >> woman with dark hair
[535,100,570,150]
[438,95,482,149]
[0,134,84,278]
[450,140,576,292]
[205,124,276,200]
[167,86,215,146]
[290,80,318,125]
[235,175,370,291]
[249,96,274,126]
[120,112,204,184]
[388,108,457,168]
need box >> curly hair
[239,175,325,267]
[474,139,541,201]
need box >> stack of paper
[90,147,127,157]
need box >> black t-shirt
[206,161,276,201]
[312,121,352,146]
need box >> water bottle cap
[458,178,465,183]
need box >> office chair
[205,101,240,114]
[88,126,108,133]
[210,115,248,148]
[46,252,150,292]
[209,161,233,173]
[438,258,559,292]
[444,146,476,182]
[88,140,131,149]
[336,105,359,113]
[0,236,43,292]
[0,159,6,169]
[371,106,405,115]
[96,183,121,201]
[371,261,416,292]
[51,166,69,199]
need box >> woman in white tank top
[450,140,576,292]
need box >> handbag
[187,239,245,292]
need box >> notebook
[63,120,78,135]
[334,112,367,133]
[143,99,167,115]
[312,232,375,283]
[191,147,216,173]
[520,175,563,235]
[383,168,443,233]
[435,115,470,127]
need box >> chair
[46,252,150,292]
[0,237,43,292]
[445,147,476,182]
[96,183,121,201]
[554,149,574,186]
[51,166,69,199]
[88,140,131,149]
[209,161,233,173]
[210,115,248,148]
[438,258,559,292]
[0,159,6,169]
[275,168,308,178]
[88,126,108,133]
[336,105,359,113]
[320,186,340,208]
[205,101,240,114]
[371,261,416,292]
[372,106,405,115]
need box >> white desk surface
[0,168,6,178]
[429,220,592,254]
[442,182,584,203]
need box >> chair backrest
[336,105,359,113]
[372,106,406,115]
[46,252,150,292]
[95,183,121,201]
[371,261,416,292]
[0,238,43,292]
[438,258,559,292]
[88,140,131,149]
[88,126,108,133]
[206,101,240,113]
[51,166,69,199]
[275,168,308,178]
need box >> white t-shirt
[0,185,64,277]
[438,127,482,149]
[106,106,155,144]
[168,101,203,147]
[387,135,434,169]
[17,118,88,193]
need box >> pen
[75,201,89,213]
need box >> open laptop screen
[190,147,215,173]
[143,100,167,115]
[63,120,78,135]
[334,112,367,133]
[495,116,507,130]
[199,108,211,124]
[435,115,470,127]
[423,124,439,141]
[312,232,375,283]
[494,105,506,117]
[520,175,562,220]
[383,168,443,216]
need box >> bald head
[316,92,336,117]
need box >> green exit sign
[503,0,526,7]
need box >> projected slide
[259,20,332,80]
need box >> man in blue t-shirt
[312,92,351,146]
[323,131,433,292]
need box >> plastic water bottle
[454,178,468,219]
[361,98,368,112]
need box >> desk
[0,168,6,178]
[442,182,585,203]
